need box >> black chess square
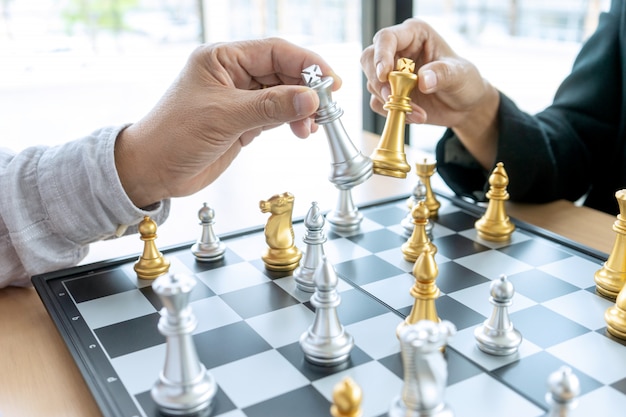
[435,211,478,232]
[242,385,331,417]
[194,321,272,369]
[219,282,300,319]
[347,228,406,253]
[507,269,578,302]
[436,296,486,330]
[94,312,163,358]
[362,205,406,226]
[334,255,405,286]
[510,305,590,348]
[493,351,602,409]
[435,234,490,259]
[140,278,216,310]
[437,262,491,293]
[66,269,136,303]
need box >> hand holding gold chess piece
[370,57,418,178]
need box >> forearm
[0,126,170,287]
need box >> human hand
[115,38,340,208]
[361,18,497,128]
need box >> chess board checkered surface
[33,194,626,417]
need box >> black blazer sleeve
[436,2,624,214]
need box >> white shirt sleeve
[0,125,170,287]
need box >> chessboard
[32,192,626,417]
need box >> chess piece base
[299,330,354,366]
[262,247,302,272]
[134,259,171,280]
[605,306,626,339]
[191,241,226,262]
[474,326,522,356]
[151,368,216,416]
[388,396,454,417]
[594,266,626,300]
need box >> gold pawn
[606,284,626,340]
[133,216,170,280]
[401,200,437,263]
[370,58,417,178]
[415,158,441,218]
[475,162,515,241]
[397,246,441,337]
[330,377,362,417]
[594,189,626,300]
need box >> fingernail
[376,63,385,81]
[421,69,437,91]
[381,86,391,100]
[294,90,317,116]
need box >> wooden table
[0,131,618,417]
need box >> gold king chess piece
[594,189,626,300]
[370,57,418,178]
[475,162,516,241]
[134,216,171,280]
[259,192,302,272]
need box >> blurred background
[0,0,609,154]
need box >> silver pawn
[474,275,523,355]
[301,64,373,190]
[325,188,363,234]
[546,366,580,417]
[389,320,456,417]
[293,202,326,292]
[402,179,433,238]
[151,273,216,416]
[299,257,354,366]
[191,203,226,262]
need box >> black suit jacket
[436,0,626,214]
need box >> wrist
[452,82,500,170]
[114,125,164,209]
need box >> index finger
[218,38,342,90]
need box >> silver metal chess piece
[151,273,217,416]
[299,257,354,366]
[546,366,580,417]
[301,64,373,190]
[474,275,523,355]
[325,188,364,234]
[402,179,433,238]
[389,320,456,417]
[293,201,326,292]
[191,203,226,262]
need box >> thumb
[235,86,320,130]
[417,60,460,94]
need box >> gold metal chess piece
[134,216,170,280]
[401,200,437,263]
[605,284,626,340]
[259,192,302,272]
[475,162,516,241]
[331,377,363,417]
[397,246,441,337]
[415,159,441,218]
[370,57,418,178]
[594,189,626,300]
